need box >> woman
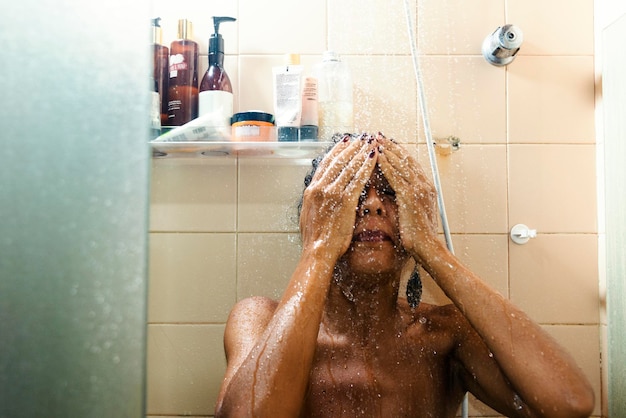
[215,133,594,417]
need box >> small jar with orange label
[231,111,276,142]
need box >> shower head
[482,24,523,66]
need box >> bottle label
[151,92,161,129]
[301,77,318,126]
[169,53,188,78]
[198,90,234,127]
[150,91,161,138]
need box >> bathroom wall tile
[328,0,416,55]
[466,393,501,417]
[417,265,451,306]
[544,324,601,416]
[452,234,509,297]
[600,324,608,416]
[237,232,302,300]
[419,56,506,144]
[237,54,323,116]
[238,159,311,233]
[418,144,508,234]
[146,324,226,416]
[418,0,504,55]
[148,232,236,323]
[510,234,599,324]
[150,159,237,232]
[508,56,595,144]
[238,0,326,54]
[508,0,594,56]
[236,55,275,114]
[151,0,239,55]
[419,234,509,307]
[598,232,607,326]
[509,144,597,233]
[349,55,418,141]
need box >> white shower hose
[401,1,468,417]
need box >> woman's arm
[215,137,379,417]
[377,136,594,418]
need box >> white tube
[300,76,319,140]
[273,64,303,141]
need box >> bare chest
[303,328,464,417]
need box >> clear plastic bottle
[315,51,354,140]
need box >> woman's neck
[322,271,401,344]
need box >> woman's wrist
[410,235,451,271]
[300,244,339,274]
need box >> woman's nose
[360,186,384,216]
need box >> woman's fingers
[378,138,433,191]
[332,140,377,192]
[376,137,438,230]
[313,135,380,194]
[310,136,350,182]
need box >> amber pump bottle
[199,16,236,127]
[152,17,169,126]
[167,19,198,126]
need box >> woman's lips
[353,230,392,242]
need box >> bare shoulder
[225,296,278,340]
[228,295,278,320]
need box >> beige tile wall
[148,0,601,416]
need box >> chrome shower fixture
[482,24,523,66]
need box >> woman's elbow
[568,387,595,418]
[551,386,595,418]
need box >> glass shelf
[151,141,333,159]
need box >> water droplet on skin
[418,316,427,324]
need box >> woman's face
[343,166,407,276]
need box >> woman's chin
[345,243,403,274]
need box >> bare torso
[301,302,468,417]
[215,135,595,418]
